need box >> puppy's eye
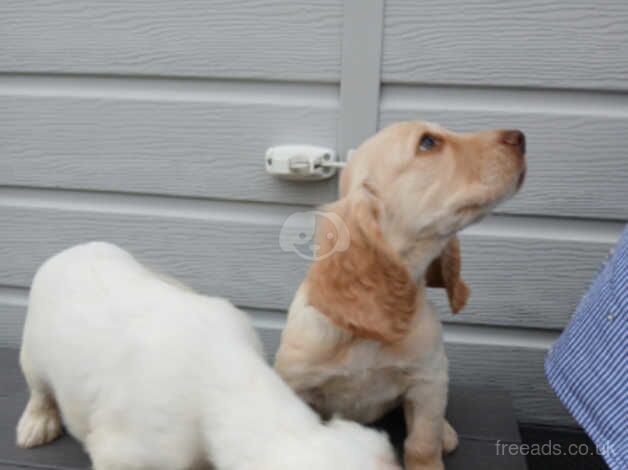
[418,134,438,152]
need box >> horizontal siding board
[0,198,618,330]
[382,0,628,89]
[380,99,628,220]
[0,298,570,425]
[432,235,611,329]
[254,322,571,425]
[0,202,310,311]
[0,93,338,205]
[0,299,24,349]
[0,0,342,81]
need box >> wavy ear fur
[425,236,470,314]
[307,186,418,343]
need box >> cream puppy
[275,121,526,470]
[17,242,400,470]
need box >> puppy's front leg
[442,418,459,454]
[403,376,449,470]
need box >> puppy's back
[20,242,260,449]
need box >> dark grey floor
[1,348,527,469]
[373,389,526,469]
[519,425,610,470]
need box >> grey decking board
[0,349,21,397]
[443,439,528,470]
[0,352,89,470]
[445,387,522,442]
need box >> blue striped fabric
[545,225,627,470]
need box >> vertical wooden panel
[337,0,384,156]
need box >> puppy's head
[340,121,526,237]
[309,121,526,341]
[341,121,525,313]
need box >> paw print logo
[279,211,350,261]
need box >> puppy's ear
[425,236,470,314]
[307,184,417,343]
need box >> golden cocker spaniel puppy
[275,121,526,470]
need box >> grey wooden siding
[0,0,343,81]
[382,0,628,90]
[0,191,621,331]
[1,0,626,426]
[1,77,339,205]
[0,288,23,348]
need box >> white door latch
[265,145,344,181]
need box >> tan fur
[276,121,526,470]
[308,187,419,343]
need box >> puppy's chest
[304,355,415,424]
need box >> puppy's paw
[442,420,458,454]
[16,395,62,448]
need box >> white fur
[17,242,400,470]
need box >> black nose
[501,130,526,155]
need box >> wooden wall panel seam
[0,74,340,107]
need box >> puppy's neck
[379,217,447,281]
